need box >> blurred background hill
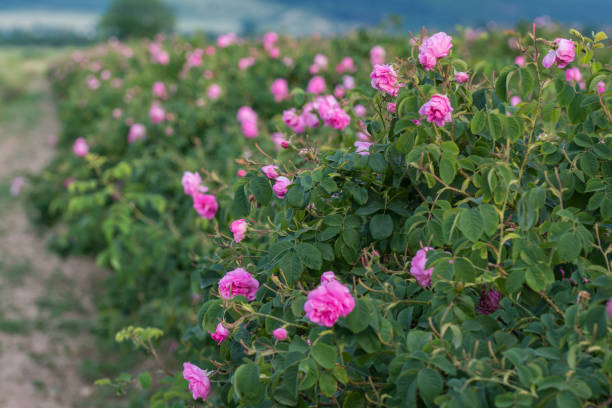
[0,0,611,45]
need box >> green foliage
[99,0,175,39]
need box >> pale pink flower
[153,81,167,99]
[386,102,397,113]
[455,72,469,83]
[270,78,290,102]
[273,176,291,199]
[410,247,434,287]
[112,108,122,119]
[302,102,320,128]
[155,51,169,65]
[205,46,215,56]
[304,279,355,327]
[209,322,229,345]
[149,104,165,124]
[263,31,278,50]
[73,137,88,156]
[510,96,522,106]
[237,106,257,124]
[192,193,218,219]
[597,81,606,94]
[370,64,402,96]
[100,70,111,80]
[307,76,326,94]
[316,95,339,120]
[230,219,248,243]
[565,67,581,82]
[514,55,526,67]
[336,57,356,73]
[313,54,328,69]
[271,132,287,151]
[334,86,345,99]
[357,131,371,142]
[370,45,386,65]
[187,49,203,67]
[10,176,25,196]
[342,75,355,90]
[238,56,255,70]
[325,108,350,130]
[87,76,100,89]
[183,362,211,400]
[241,120,258,139]
[419,32,453,70]
[217,32,237,48]
[273,328,288,340]
[268,47,280,59]
[282,56,294,67]
[207,84,221,100]
[283,109,306,133]
[418,94,453,126]
[354,104,367,117]
[218,268,259,301]
[354,141,372,155]
[237,169,246,177]
[543,38,575,68]
[128,123,146,143]
[261,165,280,180]
[182,171,207,196]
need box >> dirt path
[0,52,107,408]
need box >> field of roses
[27,22,612,407]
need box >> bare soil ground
[0,52,108,408]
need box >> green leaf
[417,368,443,401]
[342,228,360,251]
[495,66,514,102]
[311,343,337,370]
[343,391,365,408]
[458,207,484,242]
[138,372,152,390]
[506,270,525,293]
[557,232,581,262]
[480,204,498,236]
[296,242,322,271]
[454,258,477,283]
[556,391,581,408]
[470,110,487,134]
[280,252,303,285]
[320,177,338,193]
[488,113,504,141]
[319,373,337,397]
[287,185,306,208]
[234,363,261,402]
[525,264,554,292]
[346,299,370,333]
[230,185,250,218]
[250,177,273,205]
[439,156,456,184]
[370,214,393,240]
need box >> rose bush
[27,25,612,408]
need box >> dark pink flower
[218,268,259,301]
[273,328,288,340]
[418,94,453,126]
[304,279,355,327]
[183,362,211,400]
[192,193,218,219]
[477,286,501,315]
[370,64,402,96]
[410,247,434,287]
[209,322,229,345]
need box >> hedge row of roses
[28,24,612,407]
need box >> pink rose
[304,279,355,327]
[316,95,339,120]
[192,193,218,219]
[187,49,203,68]
[149,104,165,124]
[261,165,280,180]
[87,75,100,90]
[273,176,291,199]
[313,54,328,69]
[182,171,207,196]
[282,56,294,68]
[128,123,146,143]
[112,108,122,119]
[334,86,345,99]
[237,169,247,177]
[320,271,337,284]
[343,75,355,90]
[183,362,211,401]
[270,78,290,102]
[354,104,367,117]
[209,322,229,345]
[268,47,280,59]
[357,131,371,142]
[307,76,326,94]
[155,51,169,65]
[510,96,522,106]
[325,108,350,130]
[205,46,215,56]
[336,57,356,74]
[238,56,255,70]
[419,32,453,70]
[455,72,469,83]
[370,45,386,65]
[477,286,501,315]
[565,67,581,82]
[514,55,526,67]
[418,94,453,126]
[218,268,259,301]
[241,120,258,139]
[282,109,306,133]
[386,102,397,113]
[153,81,167,99]
[263,31,278,50]
[271,132,288,151]
[370,64,402,96]
[354,141,372,156]
[237,106,257,124]
[207,84,221,100]
[230,219,248,243]
[302,102,320,128]
[597,81,606,94]
[217,32,237,48]
[543,38,575,68]
[73,137,89,156]
[272,328,288,340]
[410,247,434,287]
[100,70,111,80]
[10,176,25,196]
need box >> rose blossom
[303,278,355,327]
[336,57,356,73]
[230,219,248,243]
[261,165,280,180]
[354,104,367,117]
[183,362,211,401]
[192,193,218,219]
[542,38,575,68]
[306,76,326,94]
[370,45,386,65]
[218,268,259,301]
[282,109,306,133]
[386,102,397,113]
[271,132,287,151]
[237,106,257,124]
[10,176,25,196]
[455,72,469,83]
[370,64,402,96]
[410,247,434,287]
[510,96,522,106]
[565,67,581,82]
[334,86,345,99]
[419,32,453,70]
[418,94,453,126]
[342,75,355,90]
[237,169,246,177]
[182,171,207,196]
[273,176,291,199]
[73,137,89,156]
[514,55,526,67]
[187,49,203,68]
[149,104,165,124]
[268,47,280,58]
[238,56,255,70]
[597,81,606,94]
[354,141,373,156]
[207,84,221,100]
[302,102,320,128]
[270,78,289,102]
[272,328,288,340]
[320,271,337,284]
[263,31,278,50]
[209,322,229,345]
[128,123,146,143]
[477,286,501,315]
[217,32,237,48]
[153,81,167,99]
[313,53,328,69]
[325,108,350,130]
[112,108,122,119]
[241,120,258,139]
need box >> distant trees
[98,0,175,39]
